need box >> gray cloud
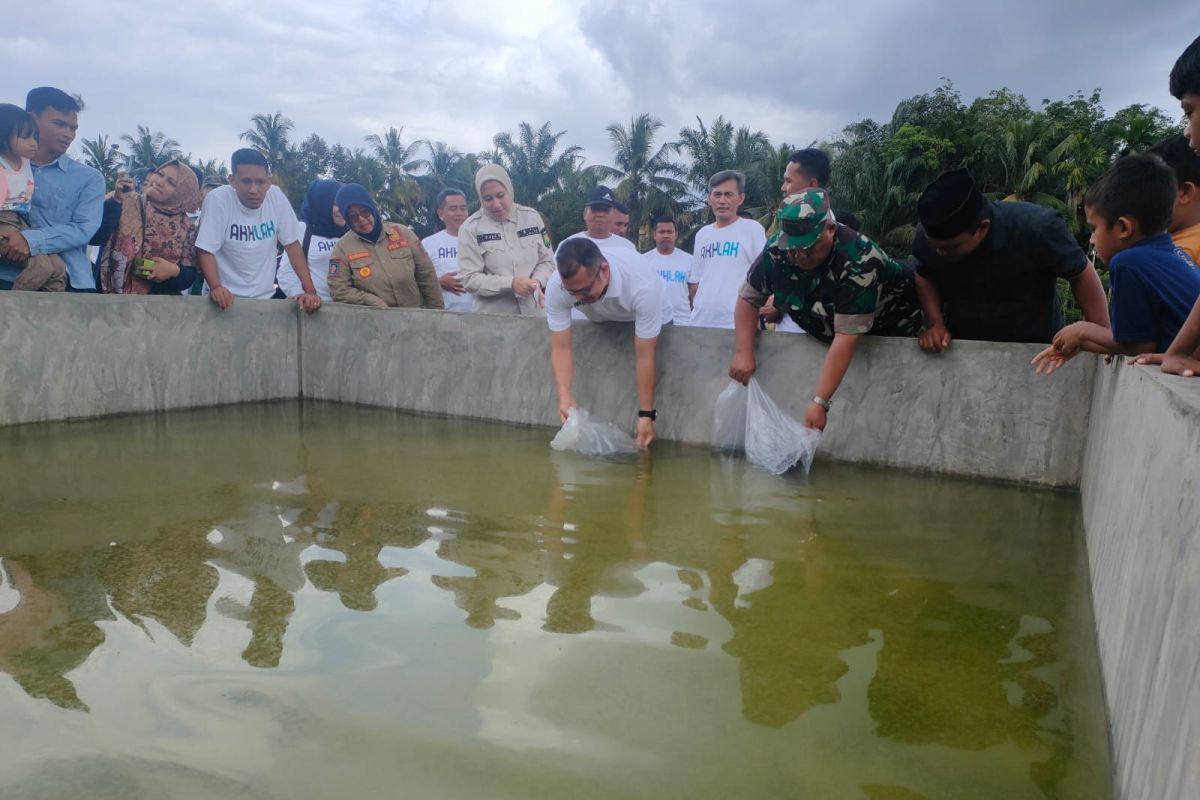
[4,0,1197,170]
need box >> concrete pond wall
[1,292,1197,799]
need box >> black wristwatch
[638,409,657,421]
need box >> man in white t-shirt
[195,148,320,312]
[688,170,766,329]
[547,238,670,448]
[555,186,638,259]
[421,188,473,312]
[642,215,695,326]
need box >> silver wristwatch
[811,395,832,411]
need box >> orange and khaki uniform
[328,222,444,309]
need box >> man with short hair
[781,148,860,231]
[555,186,637,259]
[194,148,321,313]
[0,87,104,291]
[642,215,694,325]
[547,238,672,447]
[612,206,631,240]
[912,169,1108,350]
[688,170,767,329]
[422,188,473,312]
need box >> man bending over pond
[547,238,672,448]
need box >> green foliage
[120,125,183,171]
[81,82,1179,251]
[79,135,121,189]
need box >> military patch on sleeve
[542,231,553,249]
[328,259,341,277]
[517,227,541,238]
[477,233,502,244]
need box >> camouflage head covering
[772,189,833,251]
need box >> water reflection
[0,403,1111,798]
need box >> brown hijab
[100,160,202,294]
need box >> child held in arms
[1032,154,1200,375]
[0,103,66,291]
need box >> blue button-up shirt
[0,154,104,289]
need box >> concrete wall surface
[1081,361,1200,800]
[301,306,1095,486]
[0,294,298,426]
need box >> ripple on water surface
[0,402,1112,799]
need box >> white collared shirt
[546,247,670,339]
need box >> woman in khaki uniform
[457,164,554,315]
[328,183,444,309]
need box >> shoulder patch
[477,233,502,244]
[328,258,342,277]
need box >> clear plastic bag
[550,407,639,457]
[711,378,821,475]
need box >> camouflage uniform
[738,190,922,340]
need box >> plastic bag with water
[712,378,821,475]
[550,407,639,457]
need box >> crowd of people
[4,35,1200,448]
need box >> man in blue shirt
[0,87,104,291]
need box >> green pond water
[0,402,1112,800]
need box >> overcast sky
[6,0,1199,169]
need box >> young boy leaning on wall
[1136,34,1200,376]
[1031,154,1200,375]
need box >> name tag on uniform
[477,233,502,244]
[517,227,541,238]
[348,251,371,261]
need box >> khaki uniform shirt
[457,203,554,315]
[329,223,444,309]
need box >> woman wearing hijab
[277,179,349,301]
[97,160,202,295]
[327,183,443,309]
[457,164,555,315]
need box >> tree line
[80,81,1180,256]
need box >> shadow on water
[0,401,1112,799]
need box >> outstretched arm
[634,335,658,447]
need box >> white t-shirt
[277,222,338,301]
[422,229,473,312]
[1,156,34,214]
[195,185,300,299]
[546,247,670,339]
[689,217,766,329]
[643,248,695,326]
[555,231,638,257]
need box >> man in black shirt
[912,169,1109,350]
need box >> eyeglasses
[565,267,604,298]
[346,208,374,222]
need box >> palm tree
[677,116,771,200]
[192,158,228,183]
[241,112,294,175]
[365,127,423,175]
[746,141,794,228]
[593,113,689,245]
[120,125,182,170]
[79,134,122,188]
[492,121,583,203]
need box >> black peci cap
[917,169,988,240]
